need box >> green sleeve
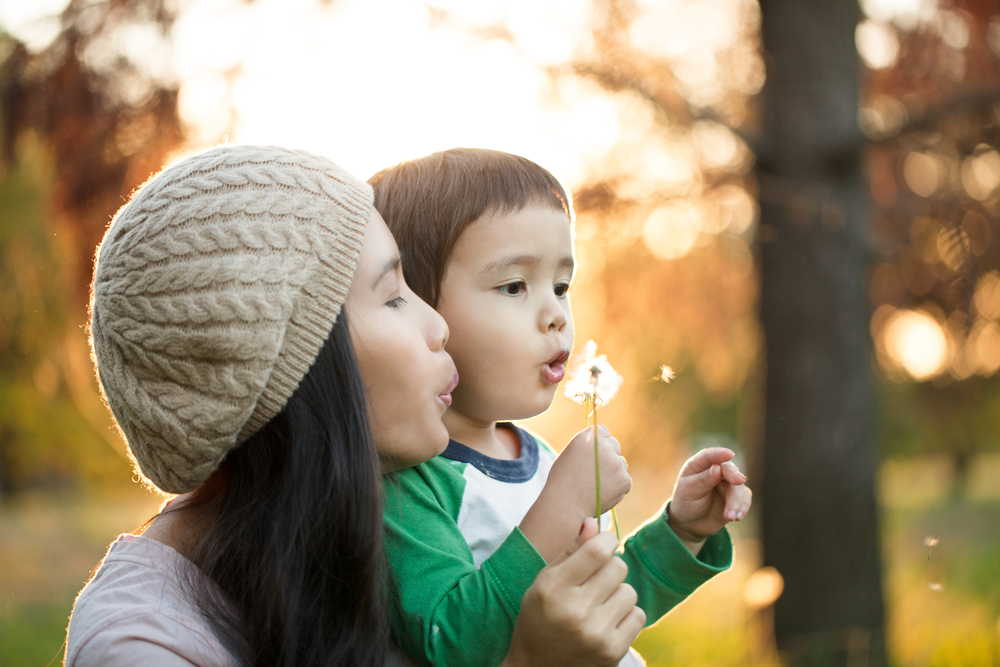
[384,458,547,667]
[620,502,733,626]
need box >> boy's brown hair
[368,148,573,307]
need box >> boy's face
[437,205,575,424]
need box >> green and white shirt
[384,423,733,667]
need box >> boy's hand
[518,426,631,563]
[666,447,751,556]
[553,425,631,515]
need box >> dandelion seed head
[659,365,676,383]
[565,341,623,406]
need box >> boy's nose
[541,299,568,333]
[423,300,449,351]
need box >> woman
[65,145,642,667]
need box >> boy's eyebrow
[374,257,402,288]
[480,254,575,274]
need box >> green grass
[1,457,998,666]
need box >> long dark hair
[166,313,389,667]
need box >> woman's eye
[554,283,570,297]
[498,282,526,296]
[386,295,407,308]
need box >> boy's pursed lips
[542,348,570,384]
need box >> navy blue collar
[442,423,539,483]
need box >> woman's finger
[598,582,638,626]
[549,517,600,567]
[614,605,647,646]
[579,554,629,602]
[548,530,621,588]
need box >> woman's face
[345,209,458,473]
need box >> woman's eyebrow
[374,257,401,288]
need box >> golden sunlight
[165,0,616,187]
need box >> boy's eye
[498,282,526,296]
[386,295,407,308]
[554,283,570,297]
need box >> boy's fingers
[603,435,622,455]
[682,463,723,496]
[721,460,747,485]
[681,447,735,476]
[724,483,752,521]
[740,485,753,517]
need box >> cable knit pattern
[89,145,372,494]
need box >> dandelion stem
[591,391,621,539]
[593,391,601,523]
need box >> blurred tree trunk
[756,1,886,665]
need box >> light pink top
[65,534,235,667]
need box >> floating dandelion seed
[659,365,676,383]
[924,535,939,560]
[565,340,623,539]
[928,582,945,592]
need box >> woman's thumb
[550,516,600,566]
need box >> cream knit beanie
[89,145,372,494]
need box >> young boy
[370,148,751,667]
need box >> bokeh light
[974,271,1000,321]
[960,146,1000,201]
[903,152,945,197]
[881,308,949,380]
[743,566,785,610]
[969,320,1000,375]
[856,20,901,70]
[642,201,702,260]
[858,94,908,139]
[860,0,938,31]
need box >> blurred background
[1,0,999,665]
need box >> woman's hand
[503,518,645,667]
